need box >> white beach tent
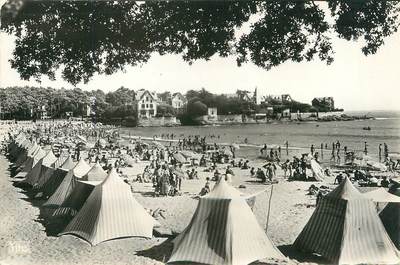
[43,158,90,208]
[364,188,400,203]
[13,140,38,168]
[15,144,40,171]
[40,156,76,198]
[294,177,400,264]
[22,149,57,186]
[59,168,158,245]
[310,159,325,181]
[168,178,284,265]
[14,147,46,179]
[53,163,107,216]
[33,153,69,191]
[81,162,107,181]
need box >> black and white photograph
[0,1,400,265]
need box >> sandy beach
[0,147,340,265]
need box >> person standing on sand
[364,141,368,155]
[310,144,315,155]
[379,144,382,161]
[285,141,289,155]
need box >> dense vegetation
[1,1,399,85]
[0,86,333,125]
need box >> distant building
[37,105,49,119]
[136,89,158,119]
[171,92,187,111]
[281,94,293,103]
[281,108,291,118]
[263,94,293,104]
[207,107,218,121]
[312,97,335,111]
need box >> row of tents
[6,131,400,265]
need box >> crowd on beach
[2,119,399,197]
[1,119,400,265]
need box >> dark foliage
[1,0,398,85]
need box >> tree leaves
[1,0,399,85]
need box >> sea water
[120,111,400,163]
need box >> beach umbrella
[223,149,233,157]
[180,150,195,158]
[98,139,107,147]
[76,135,87,143]
[231,143,240,150]
[152,141,165,149]
[173,153,187,164]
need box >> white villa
[136,89,158,119]
[171,92,187,110]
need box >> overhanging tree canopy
[1,0,399,85]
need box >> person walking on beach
[379,144,382,161]
[320,143,324,159]
[384,143,389,161]
[310,144,315,155]
[285,140,289,155]
[364,141,368,155]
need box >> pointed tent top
[42,149,57,166]
[27,142,39,156]
[326,177,364,201]
[83,162,107,181]
[205,177,242,199]
[101,167,123,185]
[73,158,91,178]
[364,188,400,203]
[61,156,76,170]
[34,147,47,160]
[52,154,67,168]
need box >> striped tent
[52,153,69,169]
[39,156,77,197]
[81,162,107,181]
[15,144,40,171]
[13,141,38,168]
[59,168,158,245]
[22,150,57,187]
[33,153,69,191]
[14,147,46,179]
[43,158,90,208]
[168,178,284,265]
[52,180,98,217]
[294,177,400,264]
[380,188,400,249]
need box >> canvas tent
[59,168,158,245]
[168,178,284,265]
[294,177,400,264]
[310,159,325,181]
[43,158,90,208]
[22,149,57,187]
[40,156,77,198]
[52,180,98,217]
[52,163,107,216]
[14,147,46,179]
[380,188,400,249]
[81,162,107,181]
[13,141,38,168]
[364,188,400,203]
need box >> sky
[1,19,399,111]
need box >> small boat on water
[362,126,371,131]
